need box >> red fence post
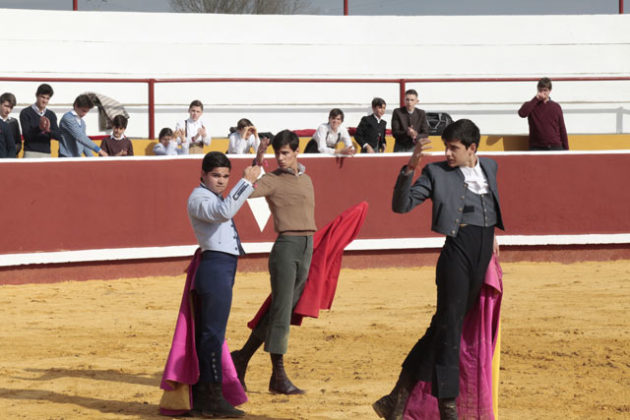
[620,0,624,14]
[73,0,78,11]
[148,79,155,139]
[344,0,349,15]
[399,79,406,108]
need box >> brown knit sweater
[250,165,316,235]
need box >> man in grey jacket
[373,119,504,420]
[187,152,260,418]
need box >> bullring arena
[1,5,630,420]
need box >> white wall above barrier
[1,9,628,137]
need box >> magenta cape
[159,249,247,416]
[404,255,503,420]
[247,201,369,329]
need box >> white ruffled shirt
[459,159,489,194]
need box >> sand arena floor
[1,260,629,419]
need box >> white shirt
[227,131,260,154]
[31,104,46,117]
[459,159,489,194]
[313,122,353,154]
[153,140,186,156]
[175,118,211,148]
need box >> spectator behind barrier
[174,100,211,154]
[518,77,569,151]
[154,127,186,156]
[0,112,15,158]
[227,118,261,154]
[100,115,134,156]
[58,94,108,157]
[0,92,20,157]
[355,97,387,153]
[19,83,62,158]
[309,108,355,156]
[391,89,430,153]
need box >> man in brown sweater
[231,130,316,395]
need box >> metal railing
[2,75,630,138]
[70,0,624,14]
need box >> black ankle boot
[269,353,305,395]
[195,381,245,418]
[380,369,414,420]
[438,398,458,420]
[230,350,249,392]
[231,333,263,392]
[372,393,394,418]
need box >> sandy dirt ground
[1,259,629,419]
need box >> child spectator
[19,83,61,158]
[153,127,187,155]
[99,115,134,156]
[227,118,260,154]
[59,94,108,157]
[0,118,16,158]
[391,89,430,152]
[0,93,21,157]
[355,97,387,153]
[174,100,211,154]
[312,108,355,155]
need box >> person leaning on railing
[311,108,356,155]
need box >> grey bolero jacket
[392,157,504,237]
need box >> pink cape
[159,249,247,416]
[247,201,369,329]
[404,255,503,420]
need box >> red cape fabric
[247,201,369,329]
[403,255,503,420]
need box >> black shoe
[230,350,249,392]
[372,394,394,418]
[438,398,458,420]
[268,372,305,395]
[386,386,409,420]
[269,353,305,395]
[195,382,245,418]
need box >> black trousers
[402,225,495,399]
[194,251,238,383]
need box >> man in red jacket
[518,77,569,150]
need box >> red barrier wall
[1,153,629,256]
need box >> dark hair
[405,89,418,97]
[371,97,386,108]
[328,108,344,122]
[202,151,231,173]
[73,94,94,109]
[159,127,173,140]
[112,115,128,129]
[36,83,54,97]
[272,129,299,152]
[189,100,203,111]
[441,119,480,149]
[0,92,16,107]
[537,77,552,91]
[236,118,253,131]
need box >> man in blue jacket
[374,119,504,420]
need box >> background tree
[169,0,311,14]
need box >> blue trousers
[194,251,238,383]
